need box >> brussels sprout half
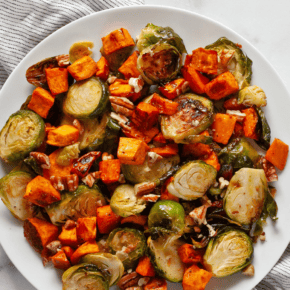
[203,227,253,277]
[62,263,109,290]
[0,170,36,220]
[137,42,182,84]
[136,23,187,54]
[122,154,180,184]
[0,110,45,163]
[108,228,146,270]
[148,200,185,236]
[238,85,267,107]
[110,184,146,217]
[46,184,106,225]
[82,253,124,286]
[167,161,217,200]
[160,94,214,144]
[224,168,268,225]
[63,77,109,119]
[148,235,185,282]
[205,37,252,89]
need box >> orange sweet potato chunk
[96,205,121,234]
[200,151,221,171]
[241,107,259,140]
[28,87,54,119]
[50,249,71,269]
[70,241,100,265]
[182,143,212,158]
[102,28,135,55]
[132,102,159,130]
[204,71,239,100]
[211,113,237,144]
[118,51,140,79]
[47,125,79,147]
[58,225,79,248]
[178,244,203,264]
[117,137,149,165]
[95,56,110,80]
[150,93,178,115]
[160,177,179,202]
[76,217,97,243]
[121,215,148,227]
[136,256,155,277]
[159,78,187,100]
[99,159,121,184]
[45,67,69,95]
[24,175,61,207]
[150,144,179,158]
[23,217,59,254]
[67,56,97,81]
[265,138,289,170]
[144,277,167,290]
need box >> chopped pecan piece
[30,152,51,169]
[110,112,129,125]
[55,54,70,67]
[64,220,76,230]
[242,264,255,276]
[118,272,141,290]
[262,157,278,182]
[82,171,101,187]
[140,194,159,202]
[134,182,156,196]
[72,119,84,135]
[110,96,135,117]
[71,151,101,178]
[46,240,62,255]
[50,174,79,192]
[226,110,246,122]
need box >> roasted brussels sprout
[0,110,45,163]
[46,184,106,225]
[107,228,146,269]
[62,263,109,290]
[203,227,253,277]
[122,154,180,184]
[69,41,94,63]
[148,200,185,236]
[148,235,185,282]
[82,253,124,286]
[136,23,186,54]
[0,170,36,220]
[167,161,217,200]
[224,168,268,225]
[137,42,182,84]
[255,107,271,150]
[160,94,214,144]
[219,137,260,168]
[238,85,267,107]
[110,184,146,217]
[56,143,80,166]
[205,37,252,89]
[63,77,109,119]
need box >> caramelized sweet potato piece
[61,246,74,260]
[67,56,97,81]
[121,215,148,227]
[132,102,159,130]
[46,125,79,147]
[159,78,187,100]
[95,56,110,80]
[144,277,167,290]
[223,97,246,110]
[70,241,100,265]
[99,159,121,184]
[50,249,71,269]
[241,107,259,140]
[160,177,179,202]
[96,205,121,234]
[118,51,140,79]
[182,143,212,158]
[178,244,204,264]
[58,224,79,248]
[150,93,178,115]
[76,217,97,243]
[265,138,289,170]
[45,67,68,95]
[190,47,218,74]
[136,256,155,277]
[153,132,167,144]
[150,144,179,157]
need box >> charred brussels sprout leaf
[107,228,146,270]
[255,107,271,150]
[122,154,180,184]
[62,263,109,290]
[205,37,252,89]
[110,184,146,217]
[203,227,253,277]
[167,161,217,200]
[0,110,45,163]
[148,235,185,282]
[238,85,267,107]
[224,168,268,225]
[63,77,109,119]
[137,23,186,54]
[0,171,36,220]
[23,156,43,175]
[160,94,214,144]
[56,143,80,166]
[81,253,124,286]
[148,200,185,237]
[46,184,106,225]
[137,42,182,84]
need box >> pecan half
[82,171,101,187]
[50,174,79,192]
[55,54,70,67]
[30,152,51,169]
[118,272,140,290]
[110,96,135,117]
[134,182,156,196]
[110,112,129,125]
[262,157,278,182]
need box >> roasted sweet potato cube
[136,256,155,277]
[132,102,159,130]
[70,241,100,265]
[118,51,140,79]
[117,137,149,165]
[95,56,110,80]
[23,217,59,254]
[150,93,178,115]
[182,143,212,158]
[45,67,68,95]
[109,79,133,97]
[58,225,79,248]
[28,87,54,119]
[76,217,97,243]
[102,28,135,55]
[223,97,246,110]
[67,56,97,81]
[50,249,71,269]
[24,175,61,207]
[99,159,121,184]
[178,244,204,264]
[190,47,218,75]
[200,151,221,171]
[265,138,289,170]
[144,277,167,290]
[181,65,209,94]
[150,144,179,158]
[159,78,187,100]
[204,71,239,100]
[96,205,121,234]
[153,132,167,144]
[121,215,148,227]
[122,124,159,144]
[241,107,259,140]
[211,113,237,144]
[61,246,74,260]
[47,125,79,147]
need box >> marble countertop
[1,0,290,289]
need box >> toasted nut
[242,264,255,276]
[55,54,70,67]
[134,182,156,196]
[118,174,126,184]
[108,76,117,84]
[109,96,134,110]
[140,194,159,202]
[129,77,144,93]
[72,119,84,135]
[260,232,266,241]
[262,157,278,182]
[30,152,51,169]
[138,277,150,287]
[118,272,140,290]
[110,112,129,125]
[82,171,101,187]
[111,103,134,117]
[50,174,79,192]
[189,205,207,226]
[226,110,246,122]
[64,220,76,230]
[46,240,62,255]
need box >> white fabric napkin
[0,1,290,290]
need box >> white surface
[1,2,290,290]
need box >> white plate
[0,5,290,290]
